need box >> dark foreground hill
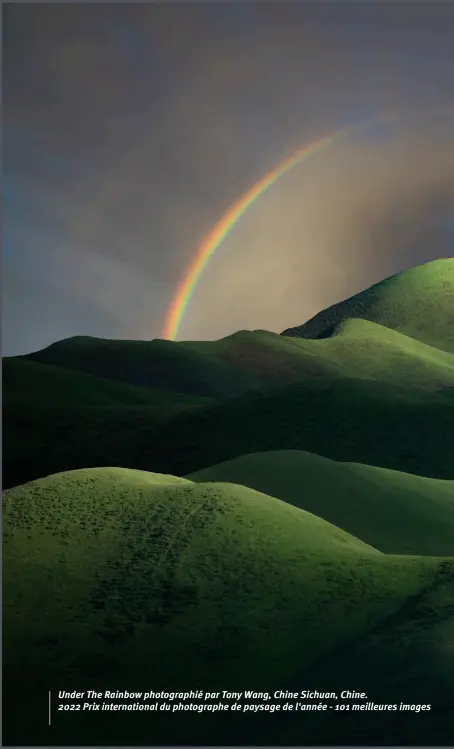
[281,258,454,354]
[3,467,454,745]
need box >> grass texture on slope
[246,568,454,746]
[287,318,454,389]
[3,467,448,745]
[188,450,454,556]
[183,317,454,392]
[282,257,454,354]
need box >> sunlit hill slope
[4,467,454,744]
[3,258,454,746]
[281,257,454,354]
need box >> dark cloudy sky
[3,1,454,355]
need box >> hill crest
[281,258,454,353]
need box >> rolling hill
[150,375,454,479]
[19,335,261,398]
[188,450,454,556]
[3,258,454,746]
[4,258,454,489]
[3,373,453,491]
[280,317,454,390]
[4,467,453,745]
[3,357,211,408]
[16,266,454,401]
[281,257,454,354]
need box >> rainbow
[161,116,393,341]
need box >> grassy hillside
[282,258,454,354]
[5,259,452,490]
[188,450,454,556]
[3,357,211,408]
[5,310,454,490]
[151,376,454,479]
[197,321,454,391]
[4,467,453,745]
[4,258,454,745]
[290,317,454,389]
[4,375,453,491]
[19,302,454,401]
[21,335,261,398]
[244,568,454,746]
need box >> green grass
[244,569,454,745]
[2,357,211,407]
[188,450,454,556]
[294,317,454,389]
[19,296,454,401]
[4,467,453,745]
[4,259,454,745]
[183,318,454,391]
[4,369,453,491]
[151,376,454,479]
[4,315,454,490]
[4,374,453,491]
[15,261,454,405]
[21,335,261,398]
[5,259,453,490]
[282,257,454,354]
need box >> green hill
[2,357,211,408]
[5,307,454,491]
[286,317,454,389]
[5,258,452,491]
[282,258,454,354]
[245,567,454,746]
[4,374,453,492]
[4,370,453,492]
[20,335,261,398]
[212,320,454,392]
[19,292,454,401]
[188,450,454,556]
[17,259,454,402]
[3,258,454,746]
[151,376,454,480]
[3,467,453,745]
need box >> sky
[3,1,454,355]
